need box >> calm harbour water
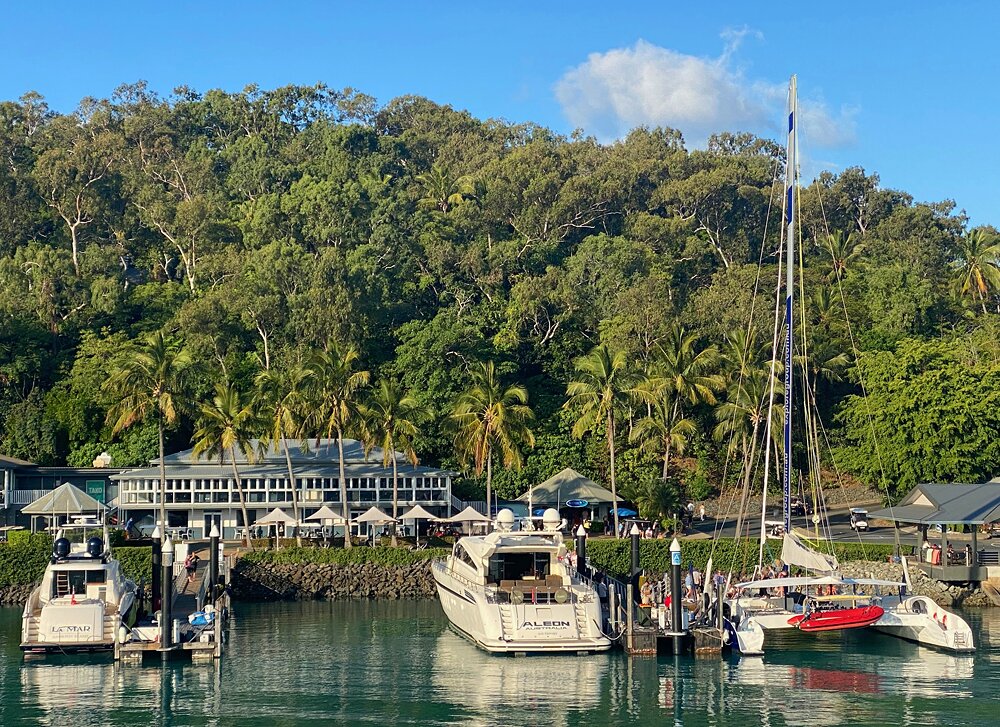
[0,601,996,726]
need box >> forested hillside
[1,82,998,515]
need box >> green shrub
[586,538,908,579]
[115,546,153,584]
[240,546,449,568]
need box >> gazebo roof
[868,483,1000,525]
[21,483,107,516]
[254,508,297,526]
[516,468,618,505]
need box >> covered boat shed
[869,483,1000,581]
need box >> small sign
[566,499,589,508]
[85,480,106,504]
[671,551,682,566]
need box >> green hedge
[115,547,152,585]
[585,538,908,579]
[240,546,450,568]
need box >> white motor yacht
[21,529,137,654]
[431,508,611,654]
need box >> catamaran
[432,507,611,654]
[725,76,974,656]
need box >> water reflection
[431,631,607,725]
[0,604,996,727]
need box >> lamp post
[209,524,220,605]
[670,537,683,654]
[575,524,587,579]
[151,525,162,615]
[161,535,174,657]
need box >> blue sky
[2,1,996,226]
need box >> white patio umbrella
[304,505,349,539]
[254,508,297,546]
[398,505,437,546]
[442,505,492,535]
[353,506,397,545]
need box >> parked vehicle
[850,508,869,531]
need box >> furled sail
[781,531,838,573]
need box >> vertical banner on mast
[783,76,797,535]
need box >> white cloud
[554,37,856,149]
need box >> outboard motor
[53,537,71,562]
[87,536,104,558]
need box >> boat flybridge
[432,508,611,654]
[21,524,137,654]
[726,532,974,656]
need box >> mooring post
[576,524,588,580]
[630,524,641,596]
[161,535,174,659]
[151,525,162,616]
[670,537,683,655]
[209,524,220,605]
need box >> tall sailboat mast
[782,76,797,534]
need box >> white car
[850,508,869,531]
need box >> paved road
[686,505,1000,554]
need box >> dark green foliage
[115,547,153,585]
[585,538,904,579]
[0,83,993,506]
[239,546,449,567]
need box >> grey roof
[868,483,1000,525]
[154,438,398,467]
[0,454,34,467]
[112,459,456,482]
[21,483,107,515]
[516,468,618,505]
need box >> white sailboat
[725,76,974,656]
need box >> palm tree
[310,344,370,549]
[416,163,478,213]
[647,324,723,475]
[954,229,1000,314]
[362,379,428,546]
[565,344,641,538]
[713,366,783,539]
[105,331,190,533]
[255,361,312,545]
[451,361,535,515]
[824,230,865,282]
[192,381,260,549]
[629,389,697,479]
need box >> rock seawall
[837,560,993,607]
[231,559,438,601]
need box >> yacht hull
[432,562,611,654]
[872,596,975,653]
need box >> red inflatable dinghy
[788,605,884,632]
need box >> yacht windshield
[488,552,551,583]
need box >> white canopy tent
[353,506,397,544]
[22,483,108,533]
[304,505,349,524]
[253,508,297,547]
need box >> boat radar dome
[542,508,561,532]
[53,538,70,559]
[86,536,104,557]
[495,508,515,532]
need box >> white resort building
[111,439,456,540]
